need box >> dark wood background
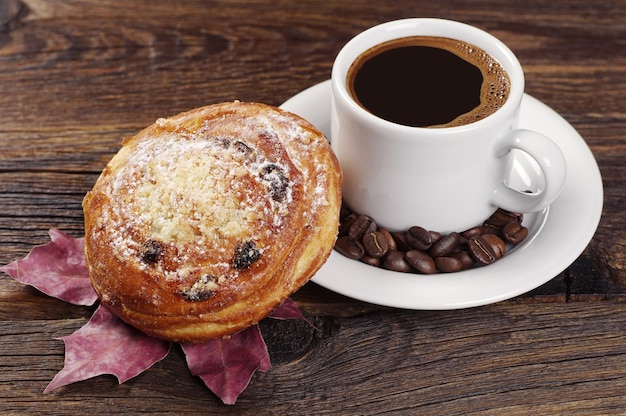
[1,0,625,414]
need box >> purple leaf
[44,305,171,393]
[181,325,271,405]
[269,297,306,320]
[0,229,98,306]
[269,297,316,330]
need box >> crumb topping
[91,106,332,301]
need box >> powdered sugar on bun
[83,102,342,342]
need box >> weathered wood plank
[1,302,625,413]
[0,0,624,413]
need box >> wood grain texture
[1,0,625,413]
[2,303,626,414]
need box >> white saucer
[281,80,603,309]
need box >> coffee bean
[334,202,522,274]
[361,254,382,267]
[362,231,389,258]
[484,208,523,227]
[435,256,463,273]
[461,225,487,239]
[502,221,529,245]
[406,226,432,250]
[338,213,358,237]
[335,236,365,260]
[340,205,353,221]
[405,250,436,274]
[482,234,506,259]
[378,228,397,252]
[429,232,460,257]
[483,209,523,237]
[482,224,503,237]
[468,235,497,265]
[429,231,443,244]
[452,251,475,270]
[391,231,412,251]
[348,215,377,240]
[383,251,413,273]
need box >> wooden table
[1,0,624,414]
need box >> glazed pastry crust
[83,102,342,342]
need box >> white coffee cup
[331,18,567,233]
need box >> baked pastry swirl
[82,102,342,343]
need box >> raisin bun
[83,101,342,343]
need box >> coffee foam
[348,36,511,128]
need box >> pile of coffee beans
[335,206,529,274]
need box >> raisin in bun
[83,101,342,343]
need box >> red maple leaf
[181,325,271,405]
[0,229,97,306]
[44,305,171,393]
[269,297,304,320]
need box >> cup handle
[491,129,567,213]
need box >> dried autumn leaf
[181,325,271,405]
[269,297,305,320]
[44,305,171,393]
[0,229,97,306]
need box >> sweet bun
[82,102,342,343]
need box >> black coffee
[347,36,510,128]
